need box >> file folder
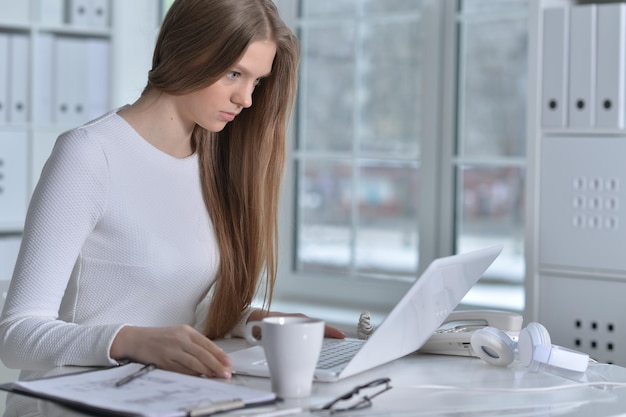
[8,34,29,124]
[90,0,110,28]
[65,0,91,26]
[0,34,8,124]
[54,36,88,125]
[86,38,110,119]
[595,3,626,129]
[568,5,596,128]
[541,7,569,128]
[34,33,55,125]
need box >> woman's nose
[232,83,254,108]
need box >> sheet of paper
[12,363,276,417]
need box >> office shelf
[0,0,113,235]
[526,0,626,366]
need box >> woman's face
[178,40,277,132]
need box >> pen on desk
[115,363,157,387]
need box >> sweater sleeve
[0,128,122,370]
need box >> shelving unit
[0,0,112,239]
[526,0,626,366]
[0,0,160,278]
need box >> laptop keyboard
[317,339,365,370]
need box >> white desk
[5,338,626,417]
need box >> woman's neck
[117,91,195,158]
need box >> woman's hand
[248,310,346,339]
[110,325,232,379]
[324,323,347,339]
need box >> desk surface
[5,339,626,417]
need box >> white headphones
[470,322,589,373]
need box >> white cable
[404,381,626,393]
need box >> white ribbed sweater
[0,111,243,370]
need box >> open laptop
[229,245,503,382]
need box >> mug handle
[244,320,263,345]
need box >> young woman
[0,0,343,382]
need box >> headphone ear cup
[470,326,516,366]
[517,322,551,372]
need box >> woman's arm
[0,130,114,370]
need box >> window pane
[455,2,528,287]
[460,0,528,14]
[295,0,425,279]
[300,0,357,19]
[458,17,527,157]
[359,20,421,155]
[363,0,425,15]
[297,160,352,273]
[456,166,525,282]
[298,24,355,152]
[356,162,420,275]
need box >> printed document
[6,363,276,417]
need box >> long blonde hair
[147,0,299,338]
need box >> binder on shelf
[90,0,110,28]
[8,33,30,125]
[595,3,626,130]
[34,33,55,125]
[39,0,65,26]
[54,36,88,125]
[541,7,569,128]
[0,130,28,228]
[65,0,91,27]
[0,34,8,124]
[86,38,110,119]
[568,4,596,129]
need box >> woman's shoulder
[54,110,132,154]
[63,109,126,140]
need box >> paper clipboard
[0,363,277,417]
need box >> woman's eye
[227,71,240,80]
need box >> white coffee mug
[244,316,325,398]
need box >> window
[295,1,423,278]
[275,0,528,315]
[455,0,528,288]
